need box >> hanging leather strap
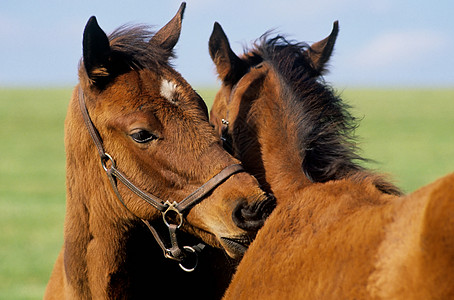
[78,87,107,161]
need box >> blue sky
[1,0,453,88]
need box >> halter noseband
[78,86,244,272]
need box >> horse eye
[130,130,157,143]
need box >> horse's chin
[219,236,249,259]
[182,225,249,259]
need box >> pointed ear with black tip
[209,22,248,85]
[150,2,186,55]
[307,21,339,75]
[83,16,112,85]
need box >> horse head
[70,4,274,261]
[208,21,339,193]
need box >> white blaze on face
[160,79,178,104]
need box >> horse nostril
[232,195,276,232]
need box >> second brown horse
[210,21,454,299]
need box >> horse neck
[65,91,119,217]
[65,94,127,252]
[253,85,312,201]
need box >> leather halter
[220,118,233,154]
[219,80,241,155]
[77,86,245,271]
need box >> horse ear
[150,2,186,54]
[307,21,339,75]
[83,16,112,85]
[209,22,248,85]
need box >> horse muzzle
[232,194,276,232]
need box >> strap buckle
[162,201,183,228]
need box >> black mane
[246,35,401,195]
[108,25,174,71]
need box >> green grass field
[1,88,453,299]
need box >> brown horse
[209,21,454,299]
[44,4,274,299]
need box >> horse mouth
[220,236,250,259]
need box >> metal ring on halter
[162,201,184,228]
[101,153,116,172]
[164,249,184,262]
[178,246,199,272]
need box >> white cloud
[353,30,450,69]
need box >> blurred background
[1,0,454,87]
[1,1,453,298]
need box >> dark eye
[130,130,157,143]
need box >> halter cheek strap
[78,86,245,271]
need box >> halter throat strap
[77,86,244,270]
